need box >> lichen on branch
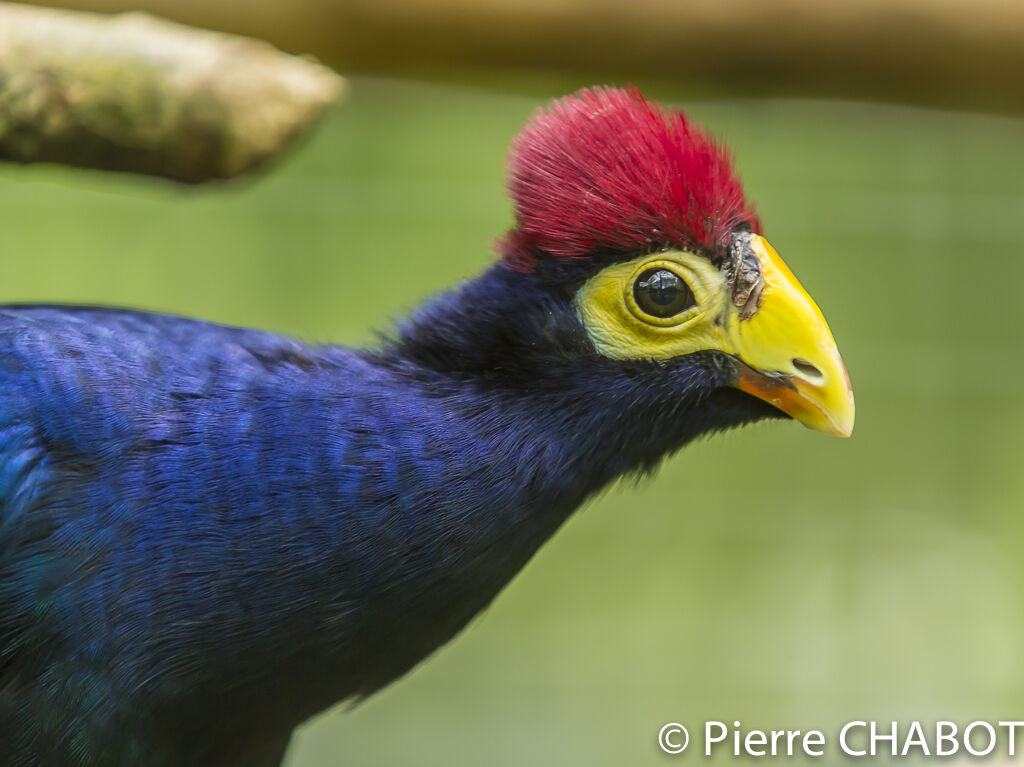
[0,2,346,182]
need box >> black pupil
[633,268,694,318]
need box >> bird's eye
[632,268,696,318]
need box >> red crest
[500,87,761,271]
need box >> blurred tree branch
[12,0,1024,115]
[0,2,345,182]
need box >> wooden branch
[13,0,1024,115]
[0,2,345,183]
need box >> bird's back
[0,306,373,765]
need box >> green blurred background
[3,76,1024,765]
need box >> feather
[501,86,761,270]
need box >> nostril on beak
[792,358,825,385]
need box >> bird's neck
[380,264,710,482]
[341,266,765,690]
[378,262,767,522]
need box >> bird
[0,86,854,766]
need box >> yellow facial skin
[576,235,854,437]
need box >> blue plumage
[0,263,776,765]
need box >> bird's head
[496,86,854,438]
[390,86,853,449]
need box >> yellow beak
[731,236,854,437]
